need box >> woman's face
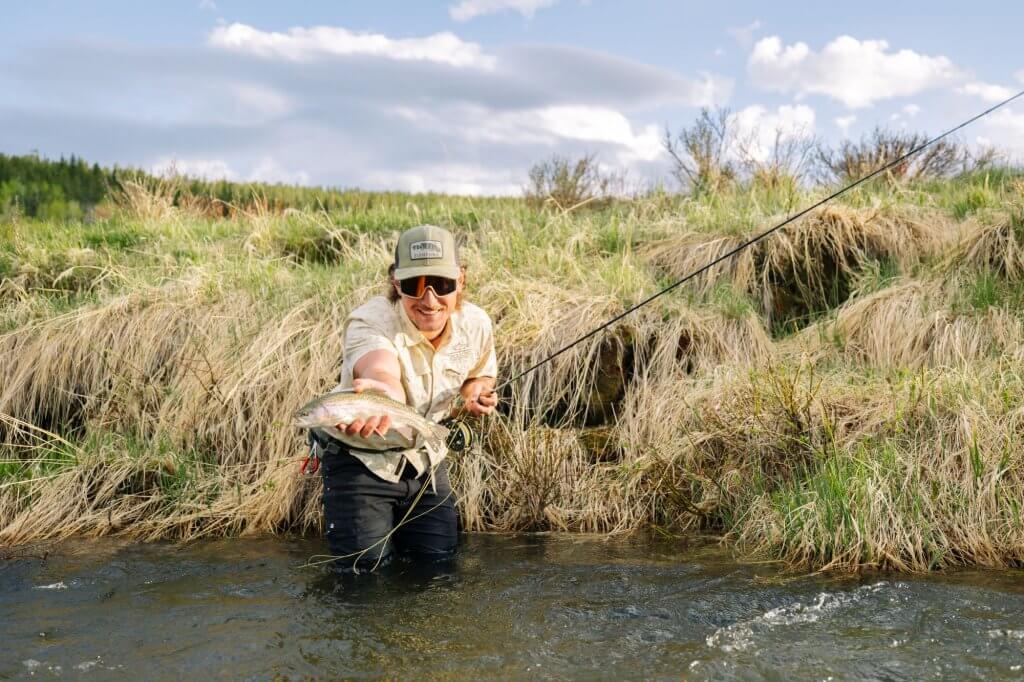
[393,270,464,339]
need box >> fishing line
[305,90,1023,572]
[310,495,455,571]
[302,467,455,572]
[492,89,1024,394]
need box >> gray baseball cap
[393,224,460,280]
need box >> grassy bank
[1,170,1023,571]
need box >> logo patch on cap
[410,240,443,260]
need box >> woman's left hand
[461,378,498,416]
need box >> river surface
[1,534,1023,680]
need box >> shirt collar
[393,299,421,348]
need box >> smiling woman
[310,224,498,572]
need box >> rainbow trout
[294,389,449,452]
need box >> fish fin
[393,425,416,442]
[425,422,450,452]
[321,425,347,442]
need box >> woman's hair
[387,263,398,301]
[387,263,465,308]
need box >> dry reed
[642,205,947,327]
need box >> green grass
[852,257,902,296]
[952,186,998,219]
[705,283,757,320]
[0,440,77,486]
[951,270,1024,314]
[1,171,1024,569]
[0,251,14,280]
[80,222,147,250]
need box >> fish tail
[425,422,450,452]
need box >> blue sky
[2,1,1021,194]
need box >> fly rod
[493,89,1024,393]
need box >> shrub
[816,127,977,184]
[740,128,817,192]
[662,108,738,195]
[523,154,612,210]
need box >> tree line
[0,154,110,220]
[2,114,1015,220]
[0,153,380,220]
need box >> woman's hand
[460,378,498,416]
[337,377,393,438]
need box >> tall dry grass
[2,175,1024,572]
[641,204,947,329]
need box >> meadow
[1,163,1023,572]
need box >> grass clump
[952,206,1024,279]
[736,369,1024,570]
[642,203,943,333]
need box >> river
[2,535,1022,680]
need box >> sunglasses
[396,275,458,298]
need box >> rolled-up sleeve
[342,318,398,376]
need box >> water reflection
[1,534,1022,680]
[304,552,460,602]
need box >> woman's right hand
[336,378,393,438]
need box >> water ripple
[706,582,891,653]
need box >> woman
[317,224,497,571]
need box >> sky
[1,0,1021,195]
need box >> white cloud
[726,20,761,47]
[150,156,312,185]
[959,81,1015,103]
[366,163,523,195]
[5,25,731,195]
[208,23,495,69]
[885,103,920,129]
[227,83,293,120]
[687,71,733,108]
[729,104,815,163]
[835,114,856,136]
[198,0,217,11]
[449,0,558,21]
[980,107,1024,159]
[748,35,960,108]
[1016,70,1024,84]
[151,157,237,180]
[248,157,310,185]
[529,106,663,163]
[390,103,663,165]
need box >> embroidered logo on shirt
[410,240,443,260]
[447,342,475,370]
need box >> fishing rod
[491,89,1024,395]
[306,90,1024,572]
[392,90,1024,452]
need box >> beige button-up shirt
[328,295,498,482]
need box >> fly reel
[440,417,475,452]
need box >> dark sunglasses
[397,275,458,298]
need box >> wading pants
[320,450,458,571]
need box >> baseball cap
[393,225,460,280]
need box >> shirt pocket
[444,365,469,387]
[430,366,467,408]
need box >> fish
[294,388,449,452]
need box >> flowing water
[1,535,1022,680]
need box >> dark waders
[314,433,458,572]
